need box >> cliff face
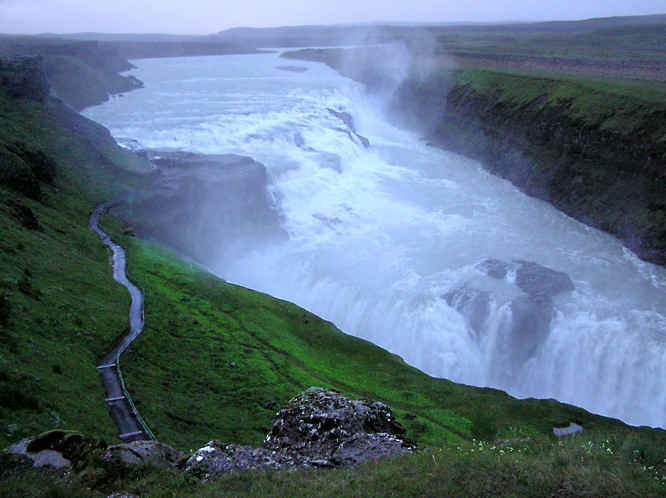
[126,151,285,265]
[418,73,665,266]
[283,49,665,266]
[0,38,142,110]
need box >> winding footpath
[90,201,152,442]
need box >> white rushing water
[85,52,666,428]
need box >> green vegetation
[0,90,138,447]
[450,68,666,140]
[3,433,666,496]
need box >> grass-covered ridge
[452,68,666,139]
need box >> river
[84,52,666,429]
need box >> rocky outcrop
[0,56,50,102]
[424,80,666,266]
[127,151,285,265]
[444,259,575,379]
[185,388,414,480]
[264,387,410,461]
[185,441,317,479]
[327,108,370,148]
[3,430,104,470]
[0,38,143,110]
[108,440,184,469]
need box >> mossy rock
[25,430,103,464]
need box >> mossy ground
[451,68,666,139]
[3,433,666,496]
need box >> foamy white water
[85,53,666,428]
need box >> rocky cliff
[283,48,666,266]
[125,151,285,265]
[0,37,143,110]
[417,72,665,266]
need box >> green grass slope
[0,89,144,447]
[452,68,666,138]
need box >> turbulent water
[85,52,666,429]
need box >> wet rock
[129,151,286,265]
[327,108,370,148]
[108,440,184,469]
[513,260,575,299]
[2,430,99,470]
[264,387,411,460]
[185,441,313,480]
[453,259,576,371]
[507,295,554,363]
[4,438,71,469]
[477,259,509,280]
[442,286,491,338]
[330,432,411,466]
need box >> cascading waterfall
[84,52,666,429]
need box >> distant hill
[215,14,666,47]
[35,32,215,42]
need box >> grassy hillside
[0,89,142,447]
[451,68,666,136]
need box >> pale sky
[0,0,664,35]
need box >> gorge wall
[284,49,666,266]
[0,38,143,110]
[399,72,666,266]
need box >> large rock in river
[128,151,286,265]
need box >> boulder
[445,259,576,372]
[442,286,491,338]
[107,440,184,469]
[2,430,100,470]
[4,438,71,470]
[477,258,509,280]
[186,388,414,480]
[263,387,411,460]
[477,258,574,299]
[330,432,411,466]
[513,259,575,299]
[185,441,315,480]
